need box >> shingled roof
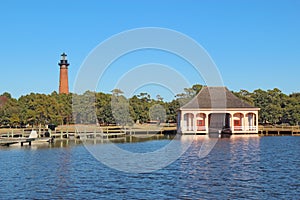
[181,86,256,109]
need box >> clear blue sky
[1,0,299,101]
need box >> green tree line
[233,88,300,125]
[1,85,300,127]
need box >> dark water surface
[0,136,299,199]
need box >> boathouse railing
[234,126,257,131]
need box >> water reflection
[1,135,300,199]
[52,148,72,198]
[177,135,263,199]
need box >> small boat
[208,127,232,138]
[220,127,232,138]
[1,130,54,147]
[29,130,54,143]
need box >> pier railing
[2,125,299,138]
[0,124,178,139]
[233,126,257,131]
[258,125,300,135]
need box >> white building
[177,87,260,134]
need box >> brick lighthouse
[58,53,69,94]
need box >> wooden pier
[0,126,126,140]
[0,124,177,144]
[258,125,300,136]
[0,138,33,146]
[56,124,177,138]
[0,137,54,147]
[2,124,298,145]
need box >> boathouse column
[181,111,186,132]
[247,113,252,131]
[178,111,181,132]
[193,112,197,132]
[243,112,247,131]
[230,112,234,133]
[187,113,192,131]
[179,111,182,132]
[189,113,194,131]
[245,113,249,131]
[205,112,209,132]
[256,112,259,132]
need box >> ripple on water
[0,136,300,199]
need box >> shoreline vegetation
[1,84,300,129]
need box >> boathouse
[177,87,260,134]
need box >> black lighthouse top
[58,53,70,67]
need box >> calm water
[0,136,300,199]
